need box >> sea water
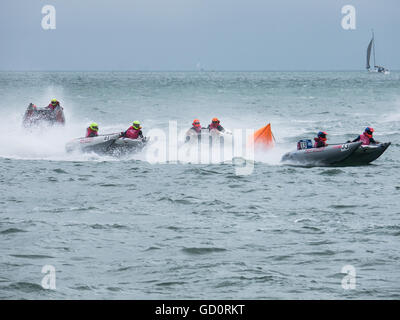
[0,71,399,299]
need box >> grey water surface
[0,71,399,299]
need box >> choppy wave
[1,71,399,300]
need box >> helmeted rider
[185,119,203,141]
[121,121,144,139]
[352,127,378,145]
[47,99,61,110]
[207,117,225,132]
[314,131,328,148]
[86,122,99,138]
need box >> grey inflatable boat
[281,142,362,166]
[65,133,148,156]
[23,103,65,127]
[336,142,391,166]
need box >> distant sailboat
[366,30,389,74]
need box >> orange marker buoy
[252,123,275,150]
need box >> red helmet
[192,119,201,127]
[212,117,220,124]
[364,127,374,138]
[317,131,327,141]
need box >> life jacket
[124,126,141,139]
[86,127,98,138]
[359,132,371,145]
[191,126,201,133]
[314,137,327,148]
[47,101,59,110]
[208,122,219,130]
[208,123,224,131]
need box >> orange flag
[252,123,275,149]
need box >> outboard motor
[297,139,313,150]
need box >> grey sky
[0,0,398,71]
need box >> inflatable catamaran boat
[338,142,391,166]
[23,103,65,127]
[281,140,390,166]
[65,133,148,156]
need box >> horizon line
[0,69,398,73]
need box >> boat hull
[65,134,148,156]
[368,68,390,74]
[110,137,148,155]
[336,142,391,166]
[65,133,121,153]
[281,142,362,166]
[23,103,65,127]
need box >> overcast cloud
[0,0,398,70]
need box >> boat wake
[0,117,289,167]
[0,103,294,166]
[0,111,127,161]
